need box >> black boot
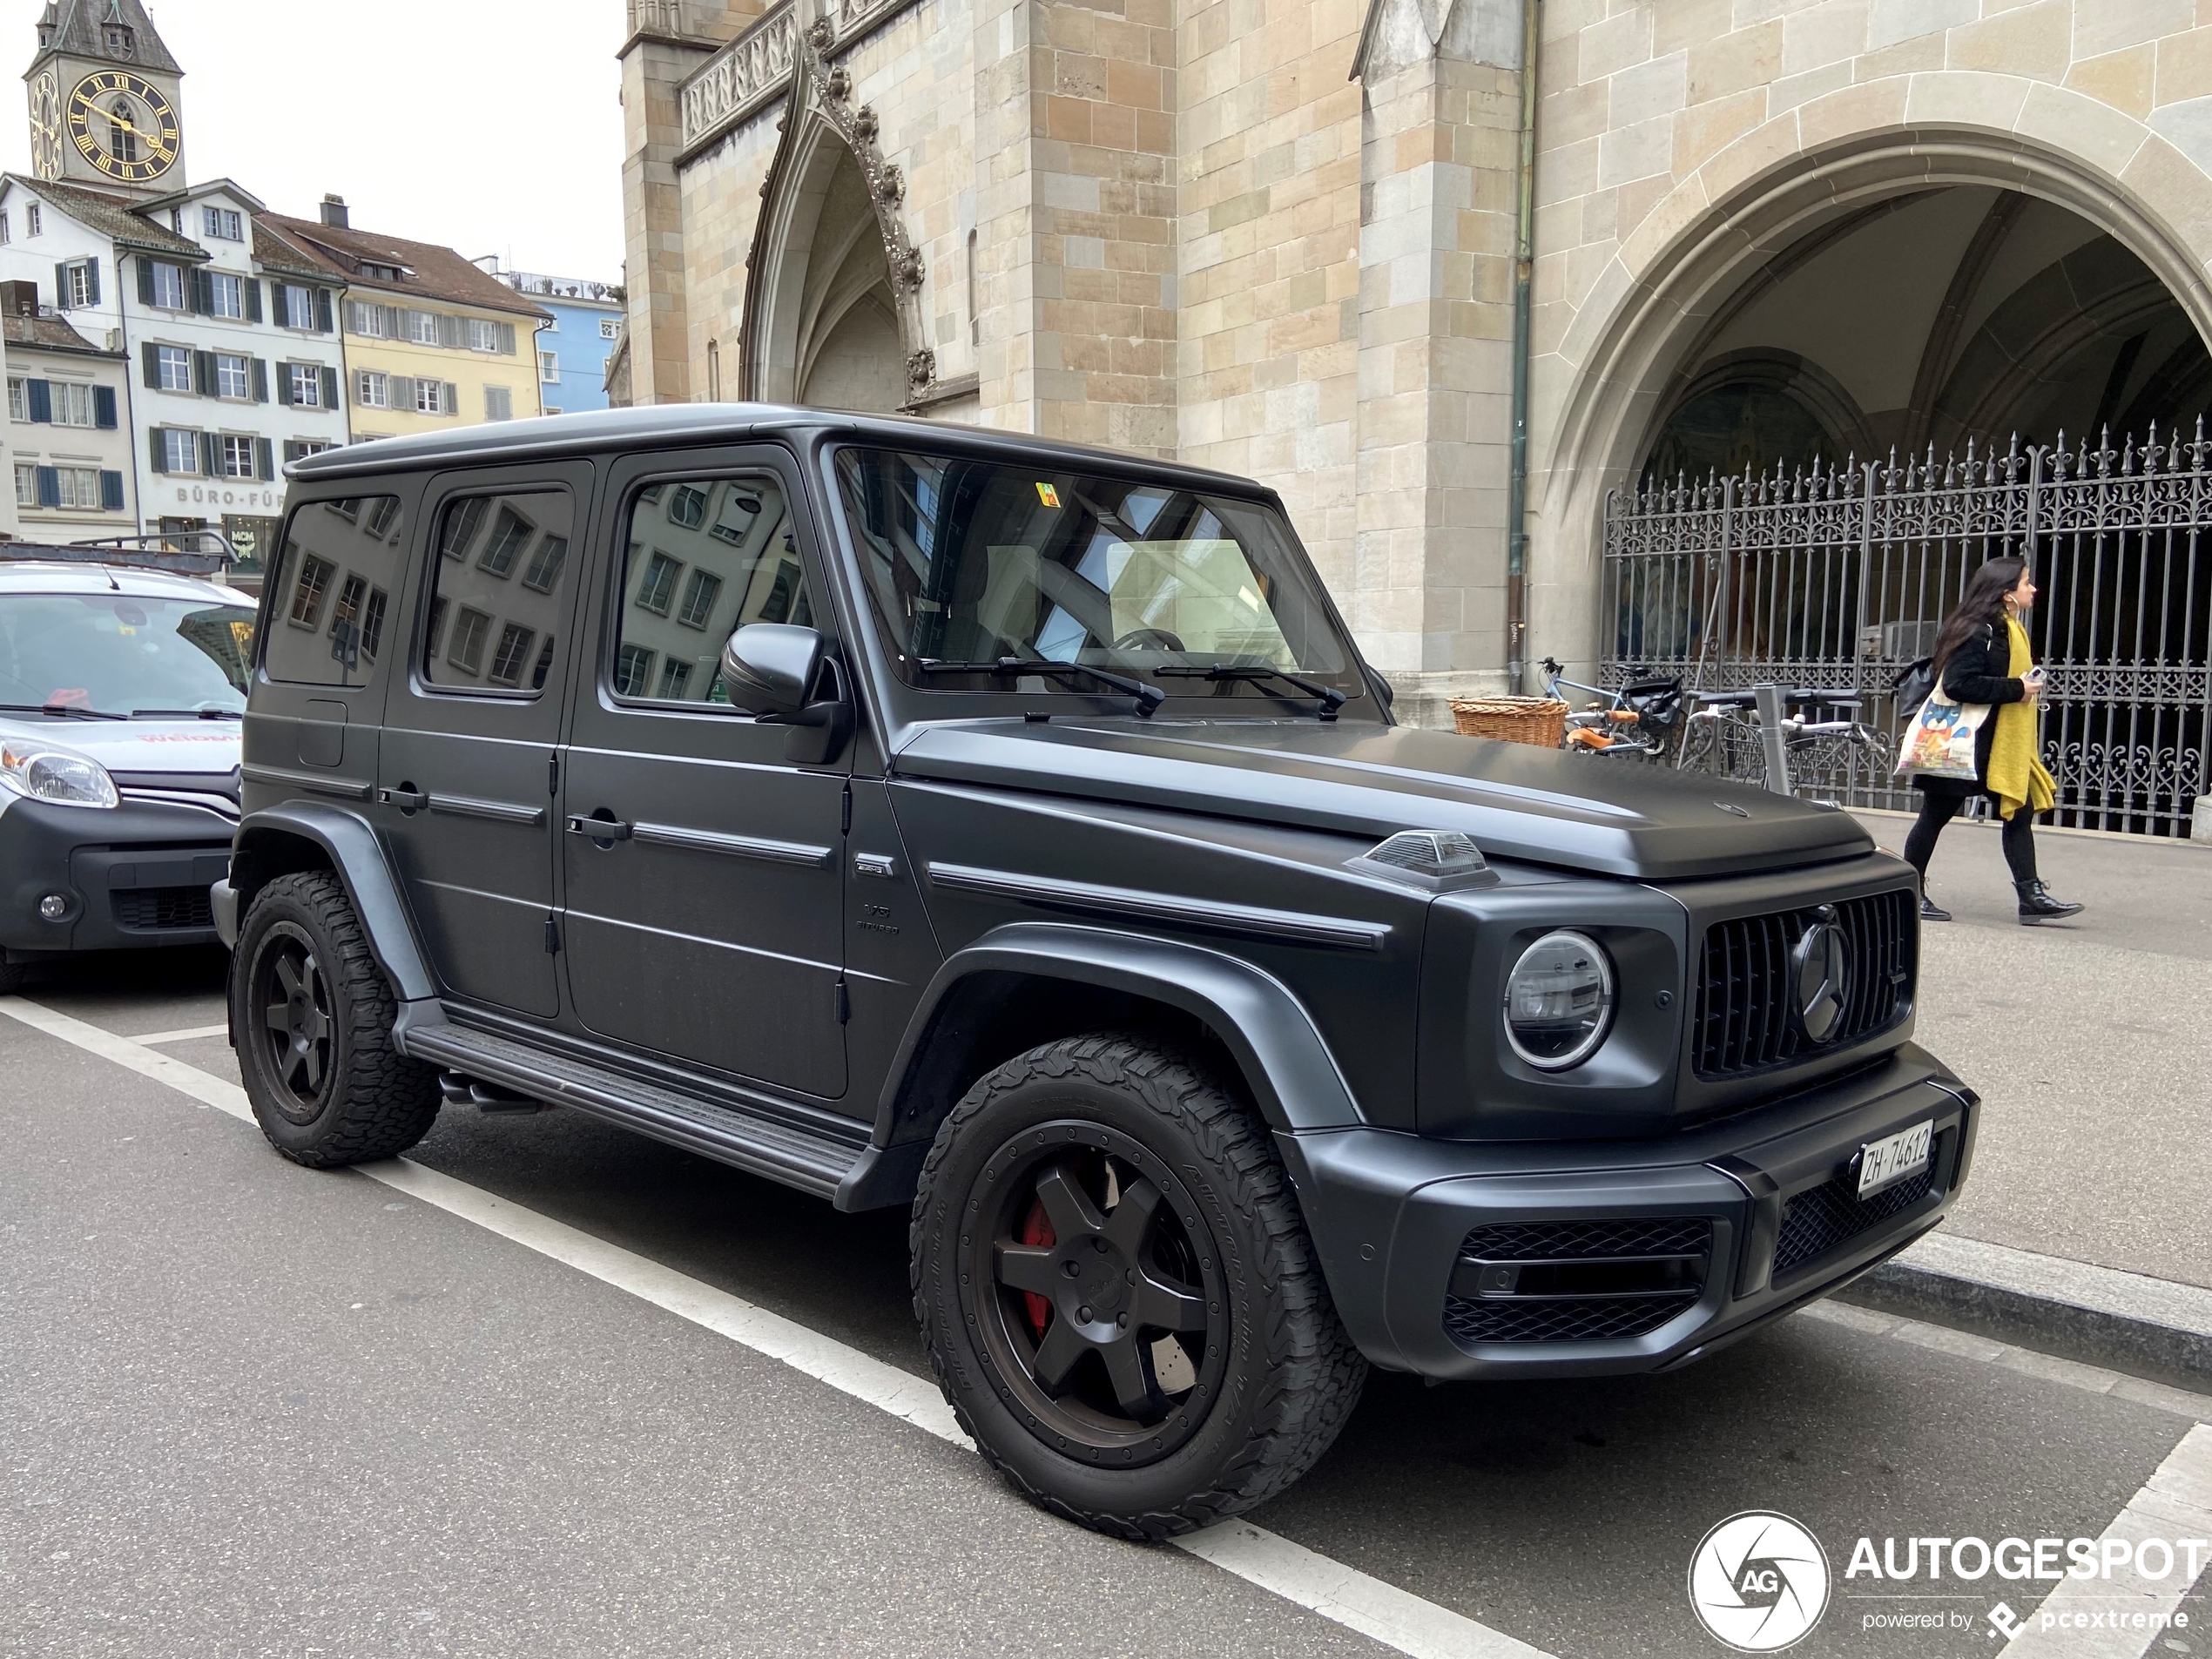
[2016,880,2084,924]
[1919,892,1951,922]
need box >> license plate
[1857,1120,1933,1198]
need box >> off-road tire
[232,871,441,1167]
[911,1032,1366,1539]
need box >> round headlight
[0,741,120,809]
[1503,930,1615,1070]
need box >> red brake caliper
[1019,1197,1055,1337]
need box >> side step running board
[403,1022,868,1201]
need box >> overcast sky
[0,0,628,280]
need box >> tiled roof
[3,312,113,355]
[32,0,182,76]
[259,213,553,322]
[3,173,205,257]
[252,220,336,283]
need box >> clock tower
[25,0,185,195]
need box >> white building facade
[3,292,135,540]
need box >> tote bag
[1896,682,1988,781]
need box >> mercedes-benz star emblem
[1791,921,1851,1042]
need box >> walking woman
[1905,556,2083,925]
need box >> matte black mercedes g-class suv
[217,406,1974,1537]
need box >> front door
[377,466,590,1018]
[558,450,850,1102]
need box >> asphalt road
[4,948,2209,1659]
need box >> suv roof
[287,402,1264,496]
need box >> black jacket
[1915,621,2026,797]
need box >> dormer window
[358,261,403,282]
[104,24,135,57]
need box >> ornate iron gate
[1602,427,2212,835]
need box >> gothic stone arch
[738,20,933,411]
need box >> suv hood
[893,719,1871,880]
[0,714,242,779]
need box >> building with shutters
[1,289,132,538]
[260,201,552,442]
[475,260,625,416]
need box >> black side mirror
[721,623,853,764]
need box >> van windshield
[0,593,257,718]
[832,448,1362,703]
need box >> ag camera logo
[1689,1511,1831,1651]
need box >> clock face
[28,72,64,179]
[65,70,179,185]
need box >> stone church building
[620,0,2212,727]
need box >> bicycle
[1538,657,1685,763]
[1677,686,1894,796]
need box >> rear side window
[610,474,811,707]
[421,489,574,695]
[264,496,405,687]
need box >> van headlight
[1503,930,1615,1070]
[0,740,119,809]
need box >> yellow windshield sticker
[1035,482,1061,508]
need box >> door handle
[565,813,634,842]
[379,786,428,811]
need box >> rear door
[375,464,590,1019]
[556,447,851,1103]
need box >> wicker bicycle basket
[1449,695,1569,747]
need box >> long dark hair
[1932,556,2027,674]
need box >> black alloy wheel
[968,1125,1225,1465]
[253,927,335,1124]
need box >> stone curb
[1838,1231,2212,1390]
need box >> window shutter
[82,259,98,307]
[26,379,51,423]
[250,358,269,403]
[443,381,459,415]
[137,257,155,306]
[243,278,262,323]
[314,287,334,333]
[93,385,116,428]
[321,366,340,410]
[34,465,57,508]
[52,262,69,309]
[382,304,401,338]
[99,469,123,511]
[149,428,167,474]
[199,431,218,476]
[254,437,273,482]
[499,321,516,355]
[192,350,215,396]
[189,266,210,314]
[390,374,414,408]
[141,341,160,388]
[440,314,464,349]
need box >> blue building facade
[475,262,622,415]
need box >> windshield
[0,592,257,718]
[833,448,1362,703]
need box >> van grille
[1692,889,1914,1079]
[112,887,215,932]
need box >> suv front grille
[1443,1217,1712,1347]
[1693,888,1915,1079]
[1772,1132,1948,1280]
[112,887,215,932]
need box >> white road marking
[0,995,1551,1659]
[2000,1423,2212,1656]
[132,1022,234,1046]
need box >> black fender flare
[226,802,437,1004]
[835,921,1363,1209]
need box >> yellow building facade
[261,200,549,442]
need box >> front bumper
[1278,1043,1976,1379]
[0,797,233,958]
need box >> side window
[610,474,812,709]
[422,489,574,694]
[263,495,406,687]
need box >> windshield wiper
[0,701,128,721]
[915,658,1164,717]
[130,707,243,720]
[1151,663,1346,717]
